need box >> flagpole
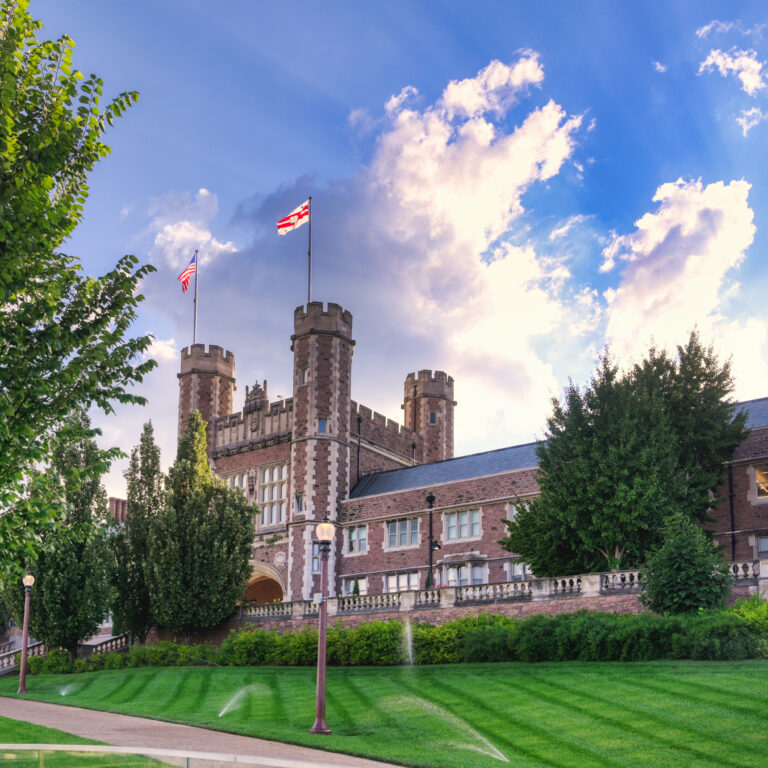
[193,249,199,344]
[307,197,312,304]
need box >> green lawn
[0,716,167,766]
[1,661,767,768]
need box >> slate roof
[738,396,768,430]
[350,441,541,498]
[349,396,768,499]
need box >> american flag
[177,253,197,293]
[277,199,310,235]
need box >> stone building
[176,301,768,604]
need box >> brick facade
[176,301,768,610]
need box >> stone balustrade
[0,641,45,676]
[87,635,129,655]
[240,560,768,624]
[732,561,759,581]
[602,570,642,591]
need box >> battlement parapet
[293,302,354,340]
[351,401,416,438]
[404,369,455,401]
[180,344,235,379]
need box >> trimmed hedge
[17,602,768,675]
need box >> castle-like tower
[402,370,456,463]
[177,344,236,455]
[288,302,355,600]
[174,303,459,603]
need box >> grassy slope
[0,716,170,767]
[1,661,767,768]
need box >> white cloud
[146,188,238,269]
[736,106,767,136]
[385,86,419,116]
[699,48,767,96]
[549,214,590,241]
[601,178,764,397]
[696,20,766,39]
[653,61,667,73]
[359,56,589,448]
[696,20,737,39]
[439,54,545,119]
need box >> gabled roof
[349,396,768,500]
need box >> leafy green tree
[146,411,254,641]
[501,354,683,574]
[5,412,113,660]
[0,0,155,577]
[633,331,748,523]
[111,422,163,643]
[640,512,733,615]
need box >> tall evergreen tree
[111,422,163,643]
[146,411,254,641]
[633,330,748,522]
[501,355,682,573]
[502,334,747,576]
[5,412,112,660]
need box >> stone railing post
[400,591,416,612]
[580,573,602,597]
[439,586,455,606]
[529,577,551,601]
[326,597,338,618]
[757,559,768,599]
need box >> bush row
[20,600,768,675]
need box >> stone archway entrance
[243,562,285,604]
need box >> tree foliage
[501,333,746,575]
[4,412,112,659]
[146,411,254,640]
[0,0,155,577]
[640,512,733,615]
[111,422,163,643]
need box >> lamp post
[310,518,336,735]
[426,493,440,588]
[17,571,35,695]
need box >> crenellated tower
[403,370,456,463]
[177,344,236,455]
[288,302,355,600]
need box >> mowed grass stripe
[521,671,745,768]
[570,668,768,742]
[265,670,288,723]
[633,669,768,721]
[391,669,582,768]
[464,669,639,768]
[416,672,623,768]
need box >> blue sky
[33,1,768,495]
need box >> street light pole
[17,571,35,695]
[426,493,436,588]
[310,519,335,735]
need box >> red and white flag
[277,199,310,235]
[177,252,197,293]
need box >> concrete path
[0,696,402,768]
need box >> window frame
[444,508,482,542]
[385,517,420,550]
[347,524,368,555]
[258,462,288,527]
[384,571,420,593]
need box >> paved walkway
[0,696,402,768]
